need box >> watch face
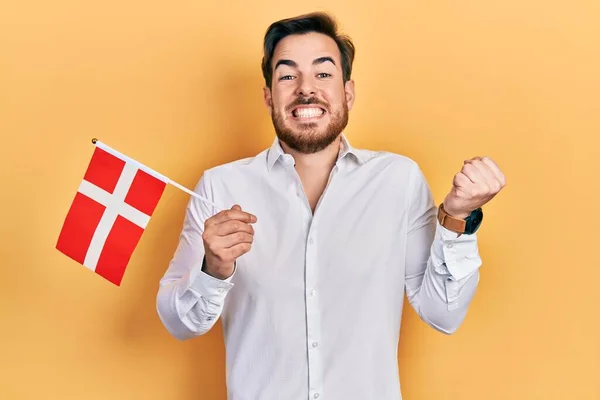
[465,209,483,234]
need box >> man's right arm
[156,172,255,340]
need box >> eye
[317,73,331,78]
[279,75,295,81]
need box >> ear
[263,86,273,115]
[344,79,355,111]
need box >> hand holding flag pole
[56,138,224,286]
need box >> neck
[280,135,341,175]
[279,135,342,213]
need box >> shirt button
[314,394,320,399]
[310,289,316,296]
[309,238,314,245]
[217,288,224,293]
[312,342,318,348]
[447,243,453,248]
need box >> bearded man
[157,11,506,400]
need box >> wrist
[441,202,470,219]
[438,202,484,236]
[202,257,234,280]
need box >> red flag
[56,143,168,286]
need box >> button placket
[284,156,336,399]
[303,166,341,400]
[305,227,323,399]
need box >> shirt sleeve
[156,170,235,340]
[404,162,482,334]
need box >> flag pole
[91,138,224,212]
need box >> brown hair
[261,12,356,89]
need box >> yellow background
[1,1,599,399]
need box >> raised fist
[442,156,506,218]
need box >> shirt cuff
[431,221,482,281]
[187,260,236,303]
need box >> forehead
[272,32,341,67]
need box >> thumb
[231,204,242,211]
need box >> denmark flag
[56,143,168,286]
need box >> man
[156,11,505,400]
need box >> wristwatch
[437,203,483,236]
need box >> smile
[291,107,326,119]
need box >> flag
[56,141,168,286]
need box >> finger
[223,242,253,261]
[480,157,506,186]
[468,159,497,184]
[465,156,483,162]
[467,158,504,192]
[207,205,257,226]
[216,232,254,249]
[473,159,504,193]
[467,157,506,186]
[214,219,255,236]
[461,162,486,184]
[453,172,475,190]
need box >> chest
[223,167,411,301]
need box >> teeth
[294,108,324,118]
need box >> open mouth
[291,107,326,120]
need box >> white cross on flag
[56,142,168,286]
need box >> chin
[288,114,329,128]
[276,127,340,154]
[293,123,325,134]
[272,106,347,154]
[286,122,328,138]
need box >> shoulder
[188,148,269,211]
[353,146,423,177]
[350,146,431,197]
[198,148,269,185]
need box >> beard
[271,96,349,154]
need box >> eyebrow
[274,56,336,70]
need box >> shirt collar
[266,133,369,171]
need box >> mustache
[286,96,328,112]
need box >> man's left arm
[404,157,506,334]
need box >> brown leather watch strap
[437,203,466,234]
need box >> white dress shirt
[156,134,482,400]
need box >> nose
[295,75,317,97]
